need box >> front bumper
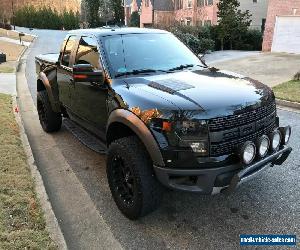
[154,146,292,194]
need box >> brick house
[262,0,300,53]
[140,0,218,28]
[139,0,269,29]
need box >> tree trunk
[221,38,224,51]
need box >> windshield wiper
[115,69,167,78]
[167,64,206,72]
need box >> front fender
[107,109,165,167]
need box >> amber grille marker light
[162,121,172,132]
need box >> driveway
[211,52,300,87]
[16,27,67,98]
[205,50,260,64]
[17,27,300,249]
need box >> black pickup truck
[36,27,292,219]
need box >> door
[271,16,300,54]
[72,36,108,136]
[57,35,77,110]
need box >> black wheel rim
[111,155,135,206]
[37,100,47,127]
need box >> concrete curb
[276,99,300,110]
[15,42,68,249]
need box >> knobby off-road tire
[107,136,163,220]
[37,90,62,133]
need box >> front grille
[210,122,276,156]
[208,102,276,132]
[209,101,277,157]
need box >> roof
[151,0,174,11]
[69,27,169,37]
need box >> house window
[196,20,203,26]
[145,0,149,7]
[175,0,183,10]
[207,0,213,5]
[293,8,298,15]
[186,18,192,26]
[261,18,266,33]
[204,20,211,26]
[187,0,193,8]
[253,0,257,3]
[197,0,205,7]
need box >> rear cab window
[75,36,101,70]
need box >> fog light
[256,135,270,158]
[269,130,282,152]
[239,141,256,165]
[189,141,208,155]
[279,126,291,144]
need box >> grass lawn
[273,80,300,103]
[0,41,24,61]
[0,28,34,43]
[0,65,14,73]
[0,93,56,249]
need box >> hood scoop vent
[148,79,194,94]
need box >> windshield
[102,33,204,77]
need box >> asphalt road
[18,27,300,249]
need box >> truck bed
[35,53,59,74]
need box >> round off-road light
[256,135,270,158]
[269,130,282,152]
[279,126,291,145]
[240,141,256,165]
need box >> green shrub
[170,25,215,54]
[242,29,263,50]
[13,5,79,30]
[130,11,140,27]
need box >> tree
[109,0,124,25]
[130,11,140,27]
[84,0,124,27]
[217,0,251,50]
[85,0,101,27]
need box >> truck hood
[116,69,275,119]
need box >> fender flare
[107,109,165,167]
[38,72,61,112]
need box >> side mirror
[73,64,104,83]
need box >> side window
[75,36,100,70]
[61,36,76,67]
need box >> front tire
[37,90,62,133]
[107,136,163,220]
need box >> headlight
[177,120,209,156]
[269,130,282,152]
[256,135,270,158]
[279,126,291,144]
[150,118,209,156]
[239,141,256,165]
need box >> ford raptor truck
[35,28,292,220]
